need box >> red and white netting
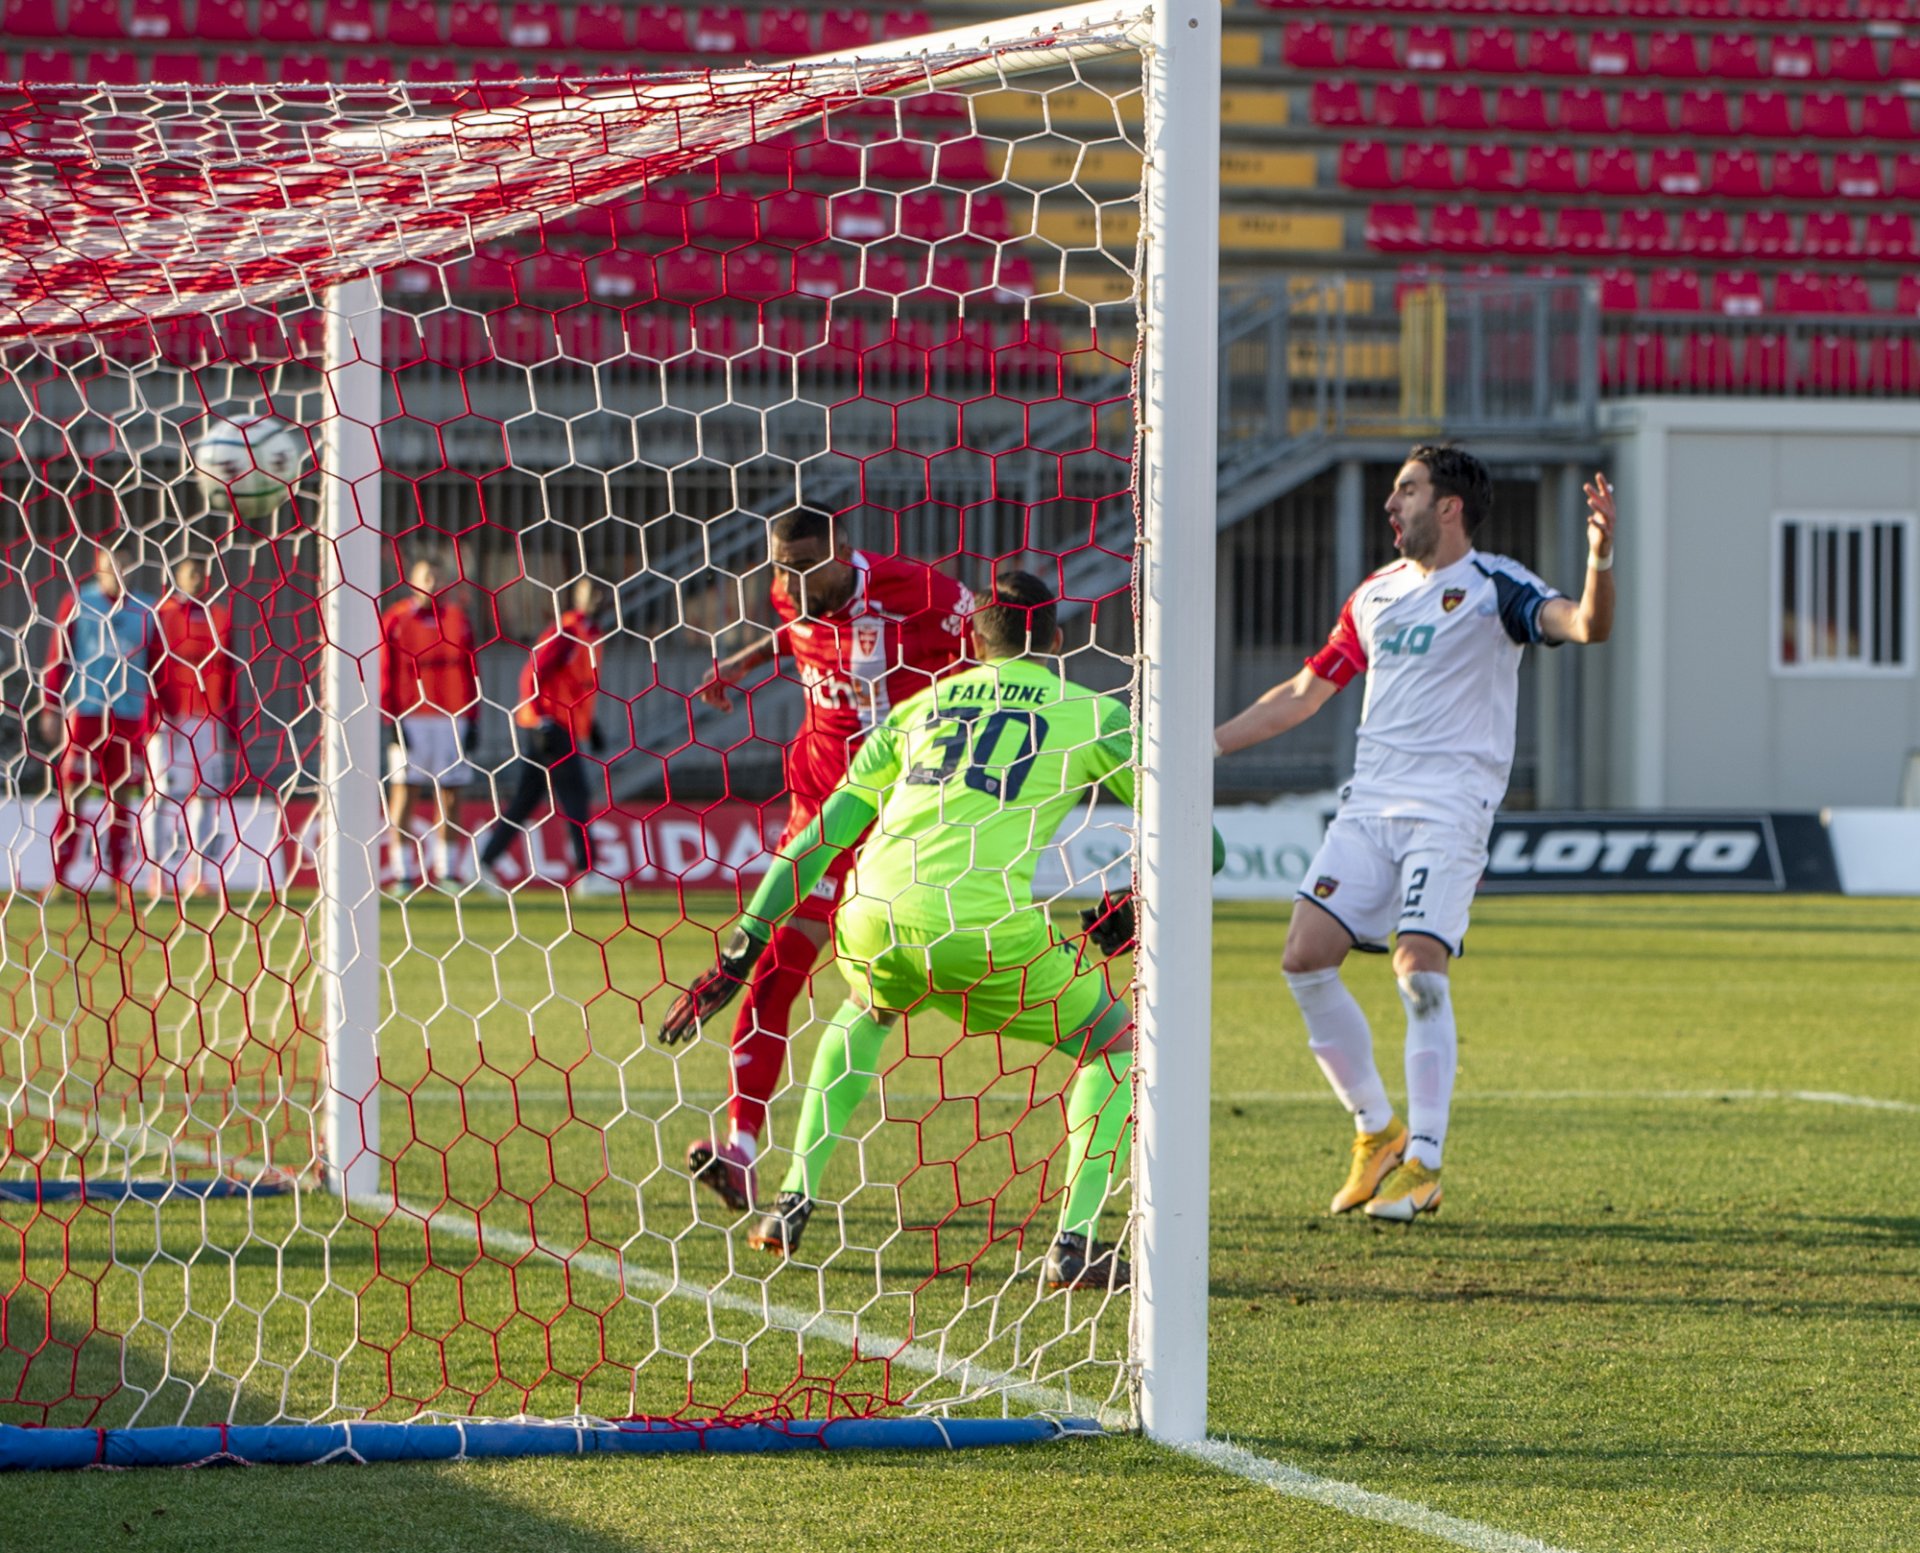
[0,12,1148,1433]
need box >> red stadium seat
[277,51,329,83]
[1494,205,1549,253]
[1862,211,1916,259]
[0,0,61,36]
[1607,328,1669,393]
[956,190,1009,240]
[1433,84,1489,131]
[867,139,931,182]
[85,49,141,84]
[761,192,828,245]
[573,3,630,50]
[1586,29,1638,76]
[259,0,316,41]
[151,49,202,81]
[1343,23,1399,70]
[1594,267,1642,311]
[1647,267,1703,311]
[1767,33,1818,80]
[818,7,873,52]
[1798,91,1854,139]
[1772,151,1828,198]
[320,0,373,42]
[1588,147,1643,195]
[1310,80,1365,126]
[1861,94,1916,139]
[1374,82,1427,129]
[1827,36,1883,82]
[1553,207,1611,252]
[757,6,813,54]
[1802,210,1855,256]
[128,0,186,38]
[1405,25,1455,71]
[1680,89,1735,136]
[1834,152,1884,198]
[1678,208,1733,254]
[1740,209,1794,255]
[1898,275,1920,314]
[1340,141,1395,190]
[880,10,930,41]
[1651,148,1705,194]
[1739,90,1794,137]
[1867,336,1920,394]
[1433,203,1489,253]
[693,7,748,53]
[1557,87,1612,133]
[1462,143,1518,191]
[1523,145,1580,193]
[1713,268,1766,315]
[1678,332,1734,392]
[1365,203,1423,251]
[1737,333,1787,393]
[1832,276,1873,317]
[194,0,249,37]
[1708,33,1764,79]
[1464,26,1521,73]
[1618,89,1672,135]
[386,0,444,44]
[211,48,267,83]
[1709,149,1765,196]
[1648,31,1701,79]
[1619,207,1673,253]
[1525,29,1578,75]
[1890,37,1920,77]
[450,2,508,47]
[1282,21,1338,69]
[932,136,995,183]
[510,3,567,48]
[1495,85,1550,133]
[67,0,123,38]
[634,5,690,51]
[1774,270,1834,312]
[690,193,759,243]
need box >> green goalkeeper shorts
[833,910,1109,1048]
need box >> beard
[1392,508,1440,562]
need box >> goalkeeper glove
[658,926,768,1045]
[1078,890,1135,957]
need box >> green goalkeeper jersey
[835,657,1134,938]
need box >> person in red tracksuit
[146,556,238,901]
[685,506,972,1215]
[380,556,480,891]
[477,579,614,898]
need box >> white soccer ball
[190,416,308,521]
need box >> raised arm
[1214,666,1340,756]
[696,628,780,712]
[1538,471,1616,646]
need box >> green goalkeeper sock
[1056,999,1134,1244]
[780,1000,890,1200]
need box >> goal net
[0,3,1218,1460]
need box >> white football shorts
[389,714,473,789]
[1296,813,1488,957]
[148,720,230,799]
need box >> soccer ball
[190,415,308,521]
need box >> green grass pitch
[1,892,1915,1552]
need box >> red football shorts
[59,713,146,794]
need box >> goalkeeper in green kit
[662,571,1217,1291]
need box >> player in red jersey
[684,507,971,1214]
[146,556,238,901]
[380,557,480,892]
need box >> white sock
[727,1129,759,1163]
[1287,968,1394,1135]
[1398,971,1456,1170]
[431,834,453,878]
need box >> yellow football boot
[1364,1159,1444,1221]
[1330,1118,1408,1214]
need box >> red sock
[51,785,84,887]
[725,924,823,1142]
[104,799,137,884]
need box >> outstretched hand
[658,928,768,1045]
[1583,472,1616,563]
[695,670,737,713]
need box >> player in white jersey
[1215,445,1617,1221]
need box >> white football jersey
[1308,550,1560,830]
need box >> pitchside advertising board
[4,795,1891,897]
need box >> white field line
[1178,1440,1583,1553]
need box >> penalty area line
[1174,1438,1583,1553]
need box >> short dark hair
[769,506,834,548]
[1407,444,1493,533]
[971,570,1057,657]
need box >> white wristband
[1589,550,1613,572]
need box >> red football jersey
[771,551,971,802]
[380,598,478,717]
[515,609,602,744]
[153,595,235,723]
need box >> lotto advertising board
[1478,813,1842,894]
